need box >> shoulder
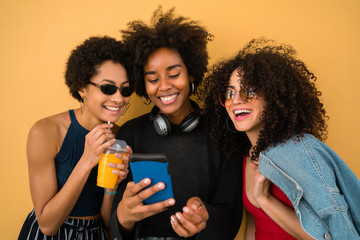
[263,134,320,155]
[30,111,69,136]
[259,134,330,171]
[28,111,70,151]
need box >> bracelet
[104,189,117,195]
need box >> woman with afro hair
[110,7,243,240]
[18,36,133,239]
[201,38,360,239]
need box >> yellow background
[1,0,359,239]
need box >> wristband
[104,189,117,195]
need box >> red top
[243,156,297,239]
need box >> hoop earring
[121,103,130,116]
[142,96,151,105]
[190,82,195,94]
[80,97,85,114]
[226,117,238,133]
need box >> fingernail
[157,182,165,189]
[176,213,181,220]
[170,216,175,223]
[108,163,113,167]
[192,204,198,210]
[168,199,175,205]
[183,207,189,213]
[144,178,150,184]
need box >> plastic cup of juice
[97,139,127,188]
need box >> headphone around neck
[149,100,201,136]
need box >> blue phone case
[129,153,174,205]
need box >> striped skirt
[18,209,109,240]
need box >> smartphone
[129,153,174,205]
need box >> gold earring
[121,103,130,116]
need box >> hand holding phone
[129,153,174,205]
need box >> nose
[231,91,244,105]
[158,78,171,91]
[111,89,124,103]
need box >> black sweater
[110,113,243,240]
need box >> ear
[78,88,86,99]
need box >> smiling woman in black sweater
[109,7,243,240]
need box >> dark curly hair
[120,6,213,99]
[201,38,328,160]
[65,36,130,102]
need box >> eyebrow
[144,64,182,76]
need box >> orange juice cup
[97,139,127,188]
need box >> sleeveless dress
[243,156,297,239]
[18,110,108,240]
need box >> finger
[101,138,116,149]
[178,211,204,235]
[126,178,151,198]
[90,123,113,137]
[115,152,130,162]
[141,198,175,217]
[111,168,128,179]
[135,182,166,203]
[187,197,204,212]
[108,162,127,171]
[170,214,191,238]
[187,199,209,223]
[182,206,203,225]
[172,212,201,238]
[249,161,259,170]
[125,145,133,154]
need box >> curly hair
[120,6,213,99]
[65,36,130,102]
[201,38,328,160]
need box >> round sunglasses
[219,87,257,107]
[88,82,133,97]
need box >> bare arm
[244,210,255,240]
[252,166,314,240]
[28,118,115,236]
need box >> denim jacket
[258,134,360,240]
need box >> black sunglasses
[88,82,133,97]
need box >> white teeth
[105,106,120,111]
[234,109,252,115]
[159,94,177,102]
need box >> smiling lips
[159,93,178,104]
[233,109,252,119]
[104,105,120,112]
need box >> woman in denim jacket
[201,38,360,239]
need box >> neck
[246,130,260,149]
[164,100,194,125]
[75,108,104,131]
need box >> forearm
[101,189,116,227]
[35,161,92,235]
[258,195,313,240]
